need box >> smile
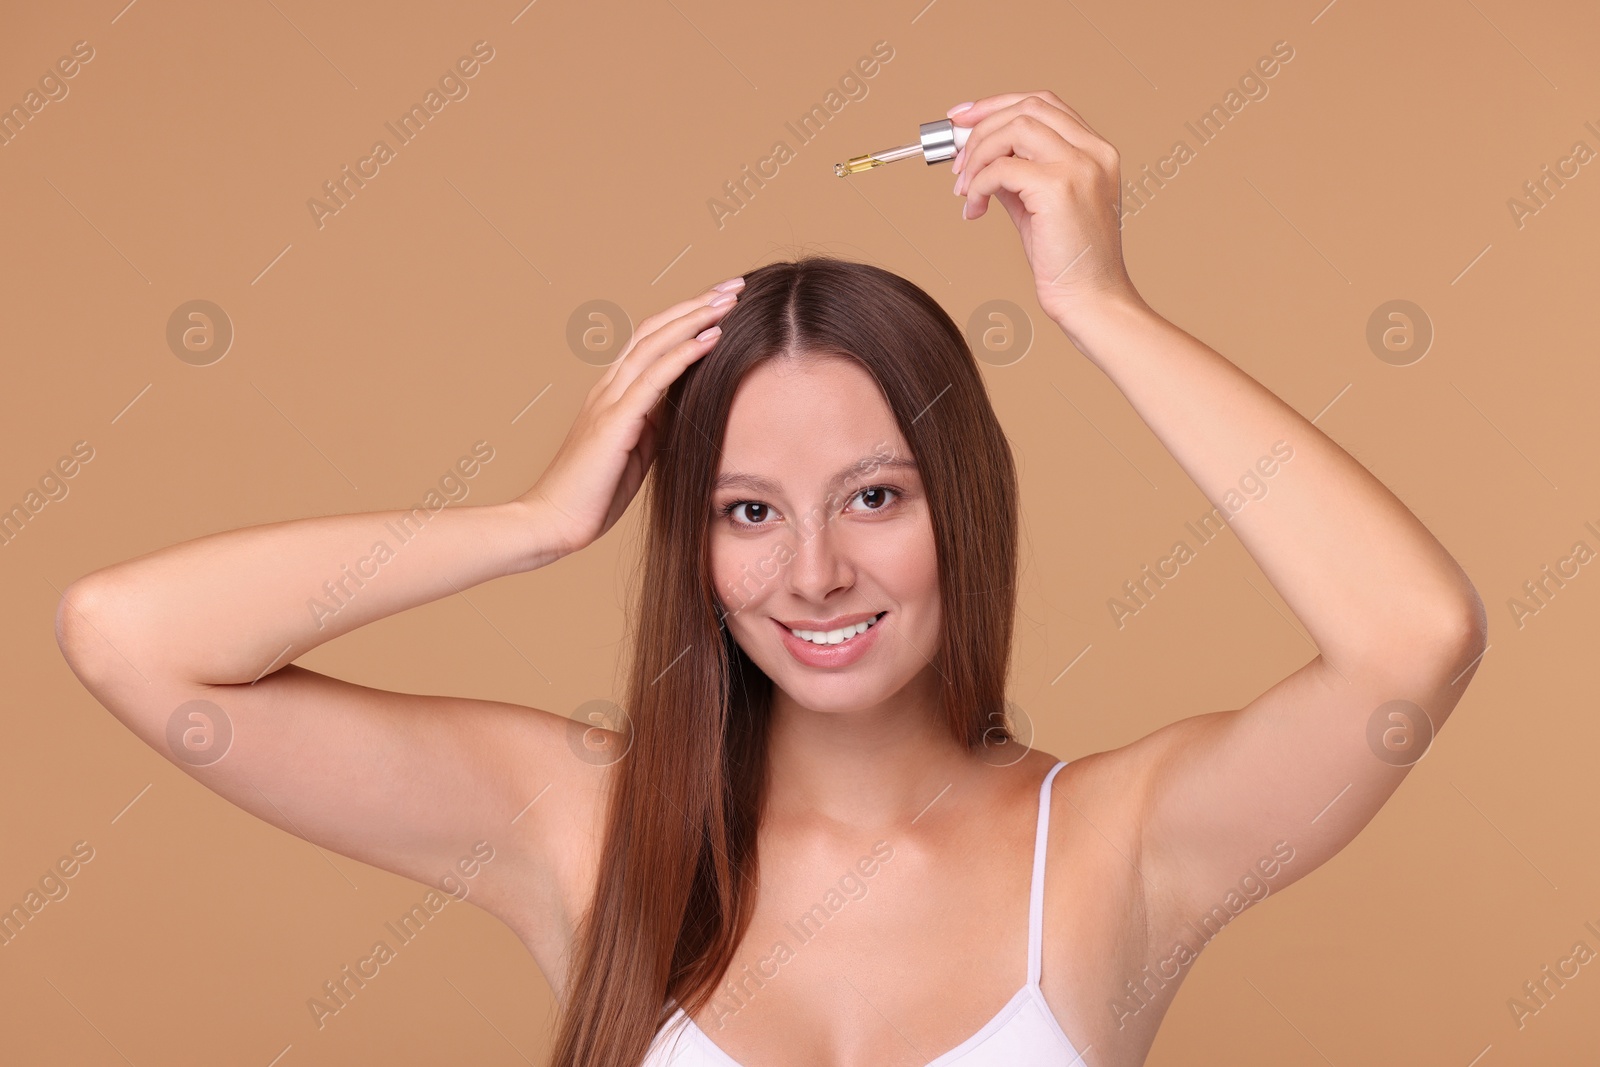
[773,611,888,669]
[784,611,887,645]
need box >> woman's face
[708,355,941,714]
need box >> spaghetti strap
[645,755,1091,1067]
[1027,759,1069,987]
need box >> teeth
[789,612,883,645]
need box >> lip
[773,611,887,669]
[777,610,883,631]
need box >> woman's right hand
[520,276,745,556]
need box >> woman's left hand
[949,91,1142,330]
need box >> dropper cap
[835,118,972,177]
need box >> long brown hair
[549,256,1022,1066]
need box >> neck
[762,667,978,831]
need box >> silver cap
[918,118,962,164]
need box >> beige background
[4,0,1597,1063]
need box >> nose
[784,506,854,604]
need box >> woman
[55,91,1487,1067]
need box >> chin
[773,683,895,717]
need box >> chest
[677,819,1170,1067]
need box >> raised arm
[54,493,586,924]
[1051,293,1484,905]
[54,278,743,960]
[948,91,1486,924]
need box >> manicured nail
[962,199,973,220]
[947,101,974,116]
[696,325,723,341]
[709,291,737,307]
[953,174,962,196]
[713,276,746,292]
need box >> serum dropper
[835,117,972,176]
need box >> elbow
[55,577,154,709]
[1444,585,1489,658]
[1421,572,1488,659]
[1342,588,1488,685]
[55,576,123,671]
[55,579,92,663]
[1383,591,1489,684]
[1448,591,1490,688]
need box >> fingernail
[713,276,746,292]
[947,101,974,116]
[953,174,963,196]
[696,325,723,341]
[962,199,973,220]
[709,291,737,307]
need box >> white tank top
[639,759,1086,1066]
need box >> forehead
[716,356,914,490]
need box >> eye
[720,500,775,527]
[715,486,902,530]
[852,485,899,511]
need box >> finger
[613,328,724,429]
[601,278,742,386]
[955,111,1079,198]
[955,97,1105,193]
[601,281,726,382]
[950,90,1101,140]
[636,277,744,343]
[602,296,735,398]
[963,156,1049,220]
[991,187,1029,232]
[634,405,659,479]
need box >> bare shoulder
[1035,713,1274,952]
[1044,740,1156,851]
[1032,738,1177,1057]
[1024,741,1154,908]
[1040,723,1199,918]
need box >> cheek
[845,523,939,632]
[709,538,776,658]
[872,518,938,592]
[708,533,784,616]
[707,537,742,612]
[892,522,941,634]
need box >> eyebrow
[712,456,919,496]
